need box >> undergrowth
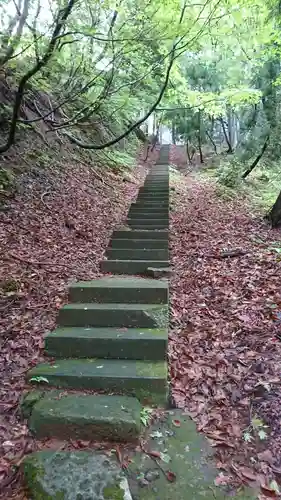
[201,156,281,214]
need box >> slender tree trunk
[198,133,203,163]
[219,117,233,153]
[268,189,281,227]
[172,121,176,144]
[242,135,270,179]
[198,110,203,163]
[206,130,217,154]
[186,139,191,163]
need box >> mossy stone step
[101,259,169,275]
[142,182,169,187]
[128,211,169,219]
[128,218,168,226]
[27,359,168,404]
[24,451,128,500]
[58,303,168,328]
[134,201,169,207]
[106,248,168,261]
[69,277,168,304]
[128,224,168,230]
[129,203,169,212]
[109,238,168,249]
[129,209,169,216]
[45,326,167,359]
[139,187,169,193]
[128,215,169,223]
[25,392,141,442]
[112,230,168,240]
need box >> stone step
[128,212,169,220]
[58,303,168,328]
[139,187,169,193]
[45,326,167,359]
[128,223,168,230]
[128,218,168,226]
[25,392,141,441]
[69,277,168,304]
[112,230,168,240]
[109,238,168,249]
[137,195,169,200]
[101,259,169,275]
[136,197,169,203]
[136,198,169,202]
[106,248,168,261]
[133,204,169,210]
[27,359,168,404]
[129,205,168,214]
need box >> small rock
[146,267,172,279]
[139,478,150,488]
[145,470,160,482]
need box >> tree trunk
[242,135,269,179]
[186,139,191,163]
[268,189,281,227]
[172,121,176,144]
[206,130,217,154]
[219,117,233,153]
[197,110,204,163]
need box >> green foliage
[216,158,244,188]
[243,415,269,443]
[140,407,153,427]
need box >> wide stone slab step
[106,248,168,261]
[112,230,168,240]
[25,392,141,441]
[45,326,167,359]
[142,182,169,187]
[101,259,169,275]
[109,238,168,249]
[134,201,169,207]
[24,451,128,500]
[130,203,169,211]
[128,224,168,230]
[69,277,168,304]
[27,359,168,404]
[139,187,169,193]
[129,208,169,216]
[128,218,168,226]
[58,303,168,328]
[128,211,169,219]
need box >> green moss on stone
[136,361,167,378]
[103,484,124,500]
[24,456,64,499]
[21,391,45,418]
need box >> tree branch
[0,0,77,154]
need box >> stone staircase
[22,146,170,497]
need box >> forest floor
[169,145,281,498]
[2,143,281,498]
[0,145,157,498]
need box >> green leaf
[257,429,267,440]
[29,376,49,384]
[270,480,280,494]
[243,432,253,442]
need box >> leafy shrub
[216,158,244,187]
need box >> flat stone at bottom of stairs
[27,358,167,405]
[23,450,131,500]
[25,391,141,442]
[128,410,257,500]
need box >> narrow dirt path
[169,167,281,496]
